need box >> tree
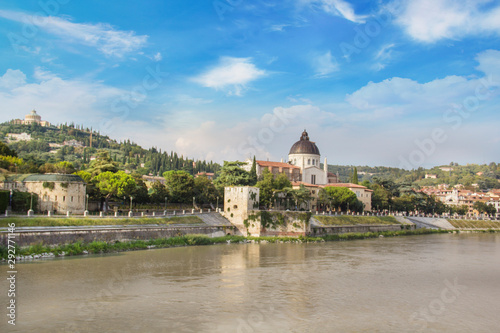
[290,185,313,210]
[94,171,136,211]
[324,186,360,212]
[163,170,194,203]
[274,172,291,190]
[0,141,17,157]
[150,180,168,204]
[255,169,275,208]
[87,151,118,176]
[351,167,358,184]
[473,201,497,216]
[213,161,252,191]
[193,175,218,205]
[249,156,257,185]
[54,161,75,174]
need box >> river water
[2,233,500,332]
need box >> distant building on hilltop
[11,110,51,127]
[5,132,32,142]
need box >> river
[2,233,500,332]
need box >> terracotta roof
[291,181,321,187]
[322,183,368,189]
[256,160,300,169]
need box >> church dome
[289,130,320,155]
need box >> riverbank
[0,215,204,227]
[1,228,450,261]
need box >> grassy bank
[315,215,400,226]
[0,228,449,260]
[448,219,500,229]
[0,215,204,227]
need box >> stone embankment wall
[1,225,234,247]
[311,224,405,236]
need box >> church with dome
[244,130,338,185]
[243,130,372,211]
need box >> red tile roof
[256,160,300,169]
[323,183,369,189]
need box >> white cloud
[305,0,368,23]
[0,9,148,57]
[392,0,500,42]
[0,69,26,89]
[312,51,339,77]
[192,57,267,96]
[0,68,125,126]
[153,52,162,61]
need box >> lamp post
[28,192,34,216]
[9,189,12,211]
[130,196,133,211]
[193,197,196,209]
[86,194,89,211]
[165,196,167,211]
[347,202,349,215]
[217,196,219,212]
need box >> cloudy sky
[0,0,499,168]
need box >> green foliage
[473,201,497,215]
[213,161,252,191]
[351,167,358,184]
[0,190,8,211]
[323,186,361,212]
[0,155,24,171]
[11,191,38,212]
[0,141,17,157]
[42,181,55,190]
[193,175,219,204]
[150,180,168,204]
[315,215,399,225]
[94,171,136,210]
[163,170,194,204]
[87,151,119,176]
[0,216,204,227]
[249,156,257,185]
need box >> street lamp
[130,196,133,211]
[217,196,219,211]
[165,196,168,211]
[9,189,12,211]
[30,192,33,211]
[193,197,196,209]
[86,194,89,211]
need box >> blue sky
[0,0,499,168]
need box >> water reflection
[1,234,500,332]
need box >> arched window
[308,159,311,165]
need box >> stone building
[223,186,310,237]
[288,130,328,185]
[244,130,335,185]
[1,174,86,214]
[11,110,51,127]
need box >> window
[71,196,74,202]
[63,196,65,202]
[308,159,311,165]
[312,159,315,165]
[311,175,316,184]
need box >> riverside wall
[1,225,235,247]
[310,224,406,236]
